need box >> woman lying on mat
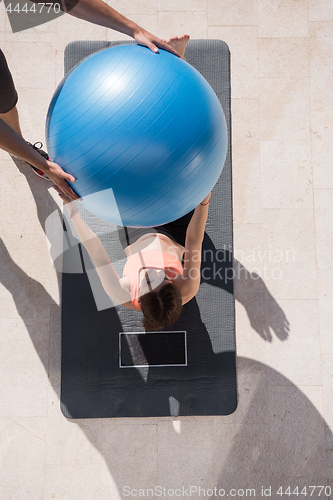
[54,186,211,331]
[53,34,210,331]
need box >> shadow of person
[98,357,331,497]
[201,233,290,342]
[1,158,312,494]
[0,162,290,418]
[211,357,329,499]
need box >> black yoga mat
[60,39,236,418]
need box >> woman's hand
[52,185,80,219]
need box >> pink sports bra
[122,250,183,311]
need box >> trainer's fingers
[147,42,159,53]
[64,172,76,183]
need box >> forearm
[185,204,209,246]
[0,118,49,171]
[62,0,138,36]
[70,213,109,265]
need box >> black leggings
[117,210,195,251]
[0,49,18,114]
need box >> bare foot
[166,34,190,60]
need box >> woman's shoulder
[118,276,137,310]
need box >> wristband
[200,194,211,206]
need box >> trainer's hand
[43,161,80,201]
[133,27,180,57]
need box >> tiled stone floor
[0,0,333,499]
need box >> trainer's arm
[177,193,211,304]
[29,0,180,56]
[0,118,79,200]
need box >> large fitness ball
[46,44,228,227]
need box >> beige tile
[258,38,309,78]
[4,11,57,43]
[232,98,260,146]
[0,319,49,417]
[321,344,333,427]
[157,419,213,486]
[102,422,158,486]
[233,147,261,224]
[105,0,158,17]
[235,298,268,359]
[258,0,308,38]
[4,41,56,89]
[106,30,130,42]
[309,0,333,21]
[266,300,321,387]
[261,209,317,300]
[44,463,103,500]
[107,14,157,43]
[268,386,326,478]
[229,357,268,424]
[234,223,263,273]
[232,99,261,224]
[0,145,9,161]
[314,189,333,270]
[158,12,207,40]
[160,0,207,12]
[0,3,6,34]
[209,26,258,98]
[0,231,53,283]
[55,50,65,85]
[234,224,290,347]
[55,13,107,54]
[101,459,123,500]
[310,23,333,189]
[213,423,270,484]
[0,417,46,499]
[318,270,333,354]
[259,78,310,142]
[46,385,103,465]
[49,302,61,386]
[208,0,257,26]
[0,161,52,236]
[44,204,65,278]
[260,141,313,209]
[16,87,55,144]
[0,233,52,324]
[235,275,290,349]
[311,105,333,189]
[49,268,61,305]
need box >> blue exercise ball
[46,44,228,227]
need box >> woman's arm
[175,193,211,304]
[55,187,131,305]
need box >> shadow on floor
[1,159,327,495]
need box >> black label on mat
[120,331,187,368]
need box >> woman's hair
[139,282,182,331]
